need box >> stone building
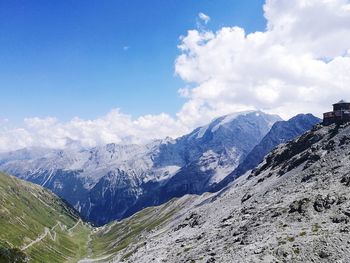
[323,100,350,125]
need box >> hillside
[103,123,350,262]
[0,145,213,263]
[0,111,281,225]
[80,196,199,262]
[0,171,200,263]
[0,172,90,263]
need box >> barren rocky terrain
[105,123,350,262]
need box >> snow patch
[211,110,256,132]
[196,124,210,139]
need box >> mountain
[0,111,280,225]
[101,122,350,262]
[0,172,90,263]
[3,116,348,262]
[213,113,321,190]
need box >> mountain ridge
[0,110,281,225]
[212,113,321,191]
[107,122,350,262]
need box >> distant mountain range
[4,111,345,263]
[0,111,320,225]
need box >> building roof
[333,100,349,105]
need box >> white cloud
[198,12,210,24]
[175,0,350,124]
[1,0,350,152]
[0,110,189,152]
[178,87,190,98]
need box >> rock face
[114,123,350,263]
[212,113,321,191]
[0,111,280,225]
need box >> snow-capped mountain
[213,113,321,190]
[0,111,280,225]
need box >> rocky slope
[0,111,280,225]
[0,172,90,263]
[213,113,321,190]
[102,123,350,262]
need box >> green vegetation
[0,241,27,263]
[299,231,307,237]
[183,247,192,253]
[0,172,91,262]
[312,223,320,233]
[88,196,193,261]
[287,236,295,242]
[0,172,193,262]
[0,173,192,263]
[25,222,91,263]
[293,247,300,255]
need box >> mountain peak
[211,113,321,190]
[192,110,281,139]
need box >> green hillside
[0,172,90,263]
[0,172,195,262]
[86,196,196,262]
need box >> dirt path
[77,254,112,263]
[68,219,82,233]
[21,221,61,251]
[21,227,50,251]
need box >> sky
[1,0,350,151]
[0,0,265,122]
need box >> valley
[0,171,198,262]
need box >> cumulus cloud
[176,0,350,125]
[1,0,350,152]
[0,110,189,152]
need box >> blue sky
[0,0,266,122]
[1,0,349,151]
